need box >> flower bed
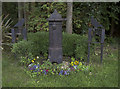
[20,54,90,77]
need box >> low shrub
[105,36,118,44]
[11,40,33,56]
[62,33,80,56]
[12,32,88,59]
[27,31,49,56]
[75,35,88,59]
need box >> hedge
[12,31,88,59]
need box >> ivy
[73,2,120,34]
[26,2,67,32]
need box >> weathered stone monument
[47,9,66,64]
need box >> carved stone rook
[47,9,65,64]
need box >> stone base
[48,47,62,64]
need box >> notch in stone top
[47,9,65,21]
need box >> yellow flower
[32,60,34,63]
[74,61,79,65]
[71,63,74,66]
[79,62,82,66]
[33,58,36,60]
[71,62,74,66]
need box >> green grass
[2,43,118,87]
[0,51,2,88]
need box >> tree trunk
[0,2,2,85]
[18,2,23,33]
[24,2,30,31]
[0,2,2,44]
[66,2,73,34]
[24,2,27,30]
[31,2,35,11]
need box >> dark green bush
[62,33,78,56]
[27,31,49,56]
[12,32,49,57]
[75,35,88,59]
[11,40,33,56]
[62,33,88,57]
[12,32,88,59]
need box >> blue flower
[64,71,67,75]
[28,63,33,68]
[29,67,33,70]
[74,65,78,69]
[43,70,47,75]
[59,70,63,75]
[36,64,40,69]
[42,70,47,75]
[44,71,47,75]
[33,65,37,70]
[66,70,70,75]
[37,64,40,68]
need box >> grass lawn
[2,43,118,87]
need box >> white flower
[89,72,92,75]
[74,65,77,69]
[61,66,64,69]
[68,68,70,71]
[37,56,39,59]
[36,66,38,69]
[28,63,33,68]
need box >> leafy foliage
[11,40,33,56]
[73,2,120,35]
[2,2,120,36]
[2,2,18,26]
[12,32,88,59]
[20,54,90,78]
[62,33,78,56]
[0,14,13,41]
[12,32,49,57]
[27,31,49,55]
[75,35,88,59]
[26,2,67,32]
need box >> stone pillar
[47,9,65,64]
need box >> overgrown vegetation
[0,14,13,43]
